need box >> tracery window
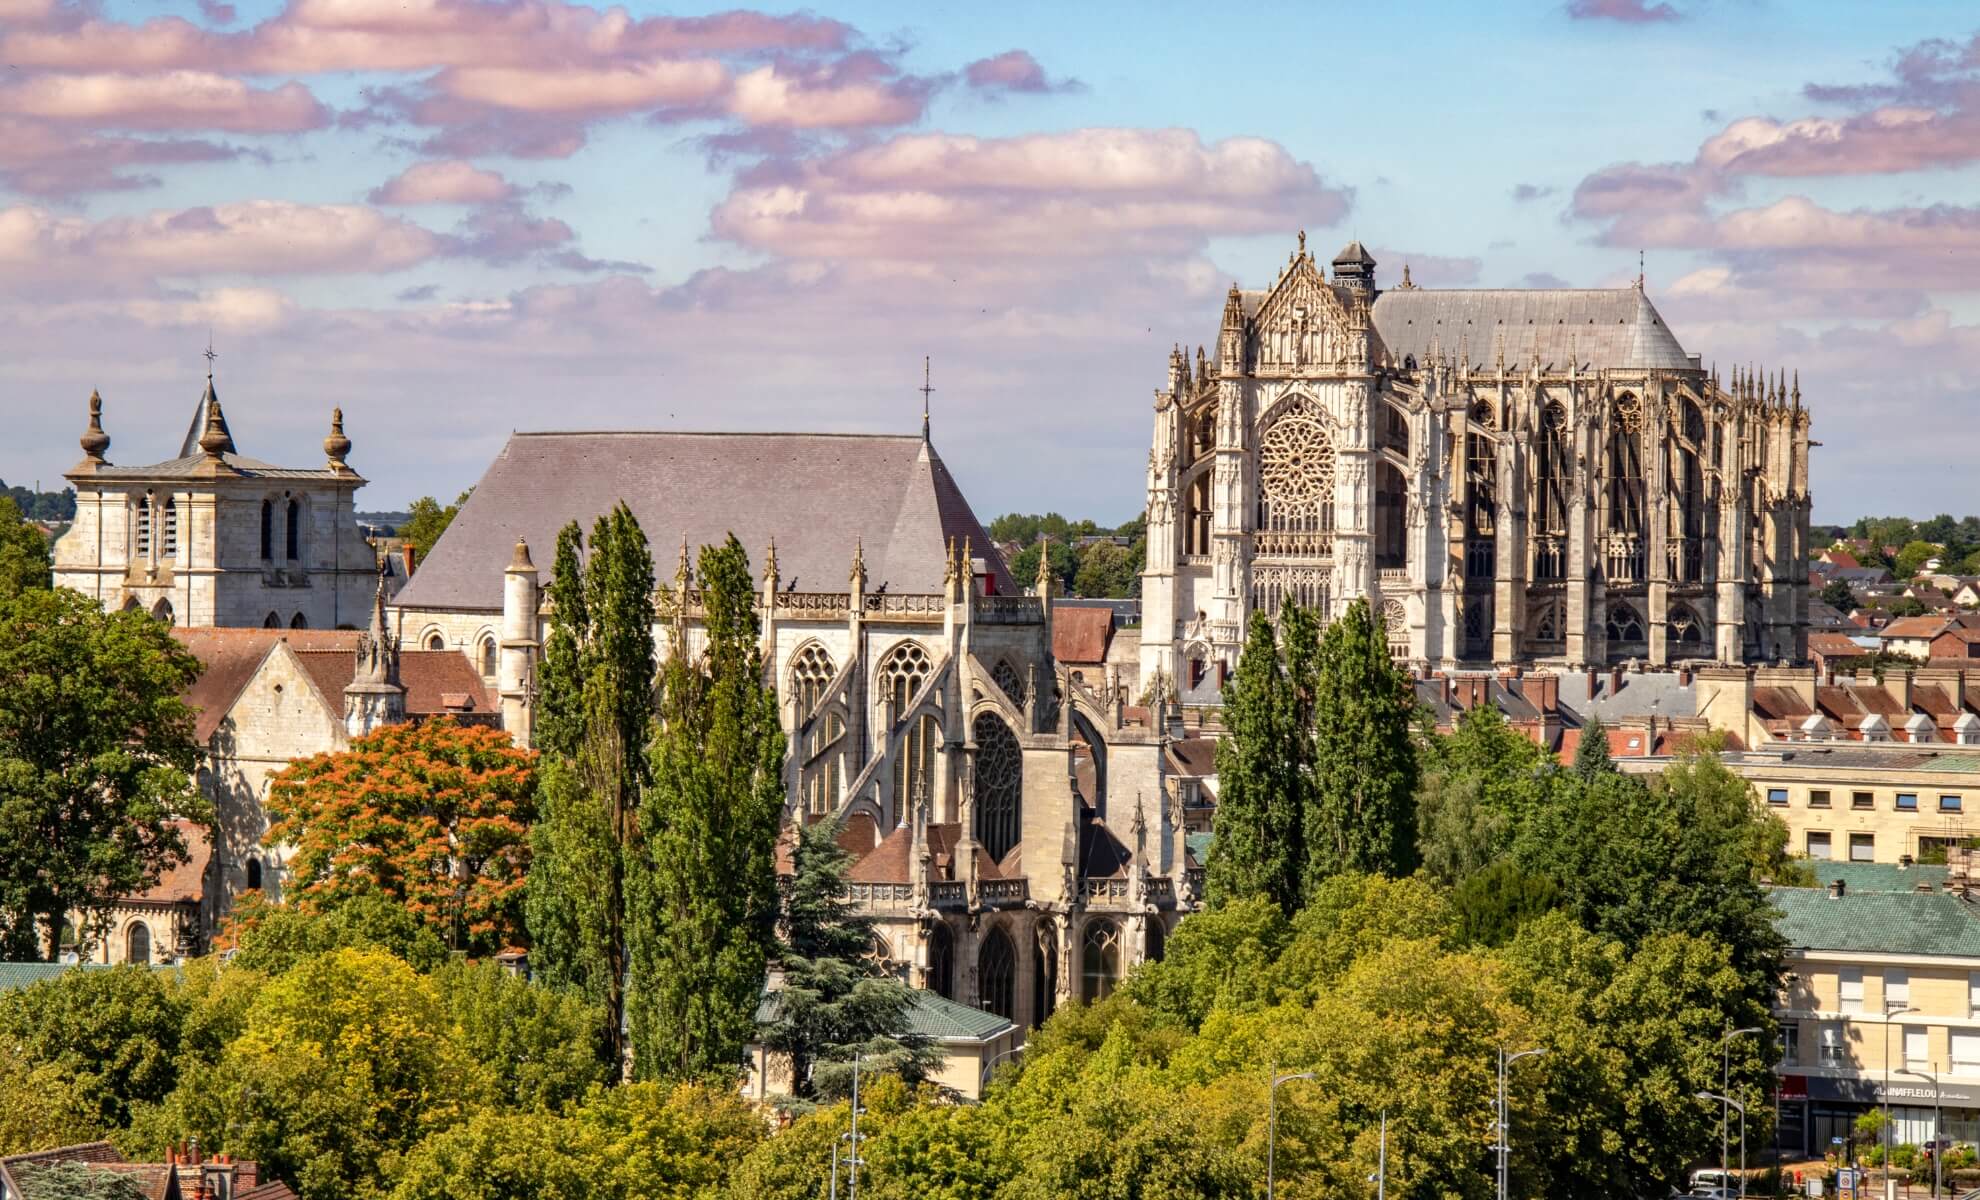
[1606,601,1646,644]
[1256,400,1335,549]
[1669,398,1707,583]
[1531,598,1563,646]
[1670,605,1704,651]
[1081,919,1121,1002]
[1465,418,1497,580]
[1461,598,1489,657]
[804,712,845,816]
[979,927,1017,1022]
[788,642,836,718]
[1381,599,1409,661]
[926,922,954,999]
[1032,926,1058,1026]
[991,659,1027,707]
[877,641,934,710]
[1606,395,1647,582]
[974,713,1023,861]
[1374,461,1406,570]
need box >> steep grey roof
[394,431,1011,612]
[1332,240,1375,266]
[179,378,229,459]
[1370,286,1694,372]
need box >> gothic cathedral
[1140,236,1811,688]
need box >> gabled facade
[1141,234,1812,688]
[53,377,379,629]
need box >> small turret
[1331,239,1377,295]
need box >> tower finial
[919,355,934,442]
[849,536,866,590]
[1637,249,1645,289]
[80,389,110,464]
[324,406,351,471]
[204,333,217,379]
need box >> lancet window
[1032,926,1058,1026]
[1184,473,1213,557]
[804,712,845,816]
[979,928,1017,1023]
[1465,417,1496,581]
[1668,398,1707,583]
[973,712,1023,861]
[1533,402,1570,581]
[1081,919,1122,1002]
[285,497,302,561]
[1255,400,1334,556]
[1605,395,1647,582]
[162,499,179,558]
[926,922,954,999]
[788,642,835,719]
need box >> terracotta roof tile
[1751,687,1812,720]
[170,629,360,742]
[126,820,211,905]
[289,649,492,718]
[1051,606,1113,664]
[1167,737,1218,776]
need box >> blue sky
[3,0,1977,526]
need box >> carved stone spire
[849,536,866,592]
[763,537,779,587]
[323,407,352,471]
[79,390,110,465]
[1034,535,1053,596]
[344,563,405,739]
[676,533,692,588]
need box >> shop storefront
[1778,1074,1980,1158]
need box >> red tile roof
[128,820,211,906]
[1051,606,1113,664]
[290,649,492,718]
[170,629,361,742]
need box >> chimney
[1519,673,1560,714]
[1438,673,1451,707]
[1828,878,1846,899]
[402,544,417,577]
[1609,665,1624,697]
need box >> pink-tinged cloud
[0,17,224,73]
[962,50,1076,95]
[0,71,327,133]
[435,57,728,115]
[1699,107,1980,176]
[0,201,444,278]
[712,128,1348,260]
[369,160,516,205]
[1569,160,1724,219]
[0,116,240,197]
[1367,249,1481,287]
[1565,0,1680,22]
[727,61,929,129]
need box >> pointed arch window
[979,927,1017,1022]
[260,499,273,560]
[973,712,1023,861]
[804,712,845,816]
[152,597,174,626]
[479,636,497,678]
[263,612,280,629]
[285,497,302,561]
[991,659,1027,707]
[1256,399,1336,548]
[877,641,933,710]
[1184,471,1212,557]
[1032,925,1058,1027]
[290,612,308,630]
[1605,601,1646,644]
[126,922,151,965]
[1670,605,1704,651]
[788,643,836,719]
[926,922,953,999]
[1081,919,1121,1002]
[1534,401,1570,580]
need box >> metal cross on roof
[919,355,934,441]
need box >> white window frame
[1886,969,1911,1010]
[1840,967,1865,1014]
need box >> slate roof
[394,432,1011,612]
[1772,886,1980,957]
[1369,286,1694,372]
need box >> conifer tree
[629,535,784,1080]
[1304,598,1420,891]
[524,505,654,1072]
[1204,611,1306,916]
[1574,712,1616,778]
[761,819,937,1099]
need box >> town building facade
[390,430,1197,1030]
[1140,236,1813,690]
[53,377,383,629]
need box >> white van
[1690,1170,1740,1199]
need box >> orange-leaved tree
[265,717,537,957]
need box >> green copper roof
[1772,887,1980,957]
[0,962,107,992]
[905,990,1016,1042]
[1811,861,1953,894]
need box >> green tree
[1413,770,1503,886]
[1305,598,1419,888]
[264,719,537,956]
[1820,579,1859,612]
[220,889,448,976]
[1071,540,1142,598]
[1451,859,1561,947]
[173,948,489,1200]
[0,588,207,959]
[524,506,655,1072]
[1008,540,1076,593]
[388,1110,586,1200]
[434,960,608,1112]
[5,1161,150,1200]
[0,1057,97,1155]
[398,490,471,556]
[630,534,784,1081]
[1204,612,1304,916]
[1124,894,1290,1029]
[760,819,936,1099]
[1573,713,1615,778]
[1889,595,1930,618]
[0,497,51,598]
[562,1081,765,1199]
[1896,539,1943,579]
[0,964,184,1129]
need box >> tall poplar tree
[629,535,784,1080]
[1204,611,1306,917]
[1304,597,1420,890]
[524,505,654,1072]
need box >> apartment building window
[1898,793,1920,811]
[1821,1024,1847,1066]
[1968,972,1980,1019]
[1850,832,1876,862]
[1954,1031,1980,1073]
[1841,967,1864,1014]
[1853,791,1876,810]
[1810,790,1832,808]
[1944,795,1964,813]
[1808,831,1833,860]
[1886,969,1911,1009]
[1781,1023,1801,1066]
[1768,788,1789,806]
[1905,1028,1930,1069]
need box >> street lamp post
[1498,1048,1549,1200]
[1268,1068,1315,1200]
[1878,1005,1921,1198]
[1723,1026,1763,1195]
[1699,1091,1749,1197]
[1896,1068,1943,1200]
[978,1043,1027,1096]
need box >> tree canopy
[0,497,52,599]
[397,490,471,557]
